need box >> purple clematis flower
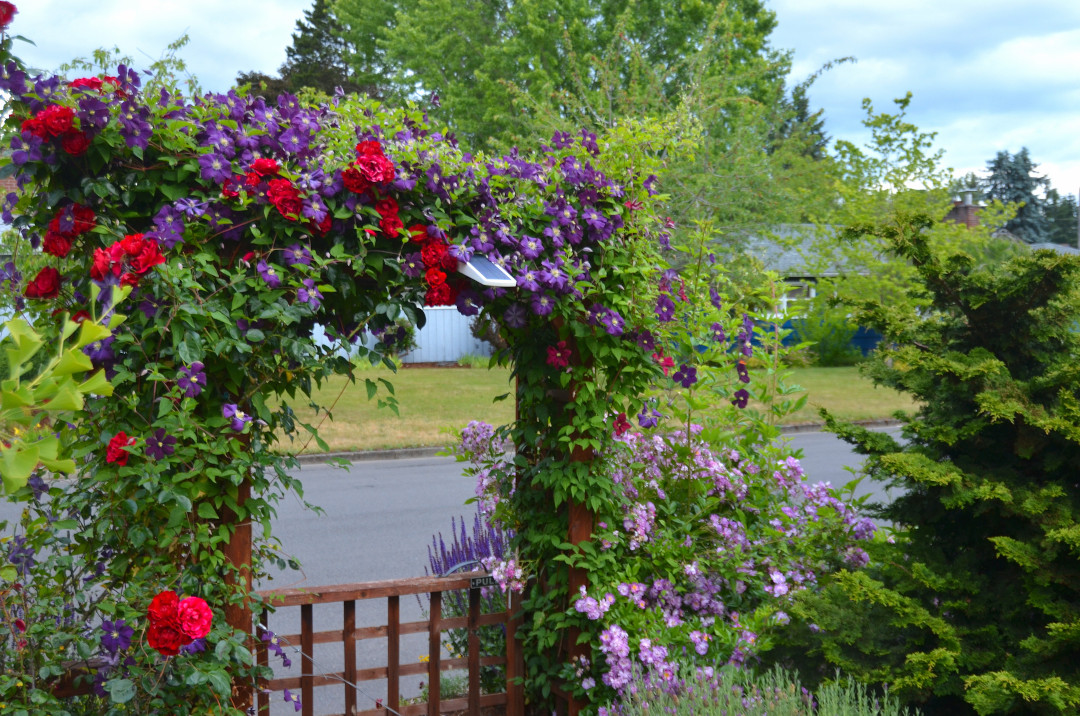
[672,364,697,388]
[177,362,206,398]
[732,389,750,409]
[100,619,134,655]
[145,429,177,460]
[222,404,253,432]
[655,294,676,322]
[504,303,528,329]
[257,260,281,289]
[283,243,312,267]
[297,278,323,310]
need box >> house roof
[741,224,849,279]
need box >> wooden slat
[257,609,270,715]
[468,587,480,716]
[271,612,501,646]
[343,600,356,716]
[258,573,482,607]
[301,603,313,716]
[428,591,441,716]
[506,591,525,716]
[388,594,400,714]
[320,693,510,716]
[263,654,510,692]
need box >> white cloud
[770,0,1080,193]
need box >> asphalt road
[0,427,901,715]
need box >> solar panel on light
[457,255,516,287]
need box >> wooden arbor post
[224,478,254,710]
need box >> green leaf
[365,378,377,400]
[207,670,232,696]
[0,564,18,582]
[45,383,84,412]
[52,348,94,377]
[1,444,38,493]
[246,328,266,342]
[197,502,218,519]
[78,369,113,396]
[104,678,135,704]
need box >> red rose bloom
[38,105,76,138]
[148,590,179,623]
[267,178,302,221]
[90,247,113,281]
[425,267,446,286]
[106,431,134,465]
[354,141,395,184]
[341,165,370,195]
[147,620,189,657]
[71,205,96,234]
[24,267,61,299]
[61,131,90,156]
[222,174,243,198]
[0,2,16,30]
[440,252,459,272]
[177,597,213,639]
[129,238,165,274]
[42,231,73,258]
[249,157,279,177]
[20,116,47,139]
[380,213,403,237]
[420,241,448,268]
[309,214,332,237]
[70,77,103,92]
[408,224,428,244]
[425,282,455,307]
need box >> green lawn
[277,364,915,453]
[276,365,911,453]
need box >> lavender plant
[610,665,917,716]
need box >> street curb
[291,419,904,465]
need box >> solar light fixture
[457,255,516,288]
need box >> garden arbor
[1,56,672,713]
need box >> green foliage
[786,213,1080,714]
[616,664,918,716]
[981,148,1049,243]
[1043,188,1078,247]
[792,304,862,367]
[0,299,119,493]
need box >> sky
[9,0,1080,197]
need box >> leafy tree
[1044,187,1078,246]
[334,0,779,145]
[981,147,1049,242]
[783,215,1080,714]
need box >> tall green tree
[981,147,1049,242]
[237,0,359,99]
[1044,188,1078,246]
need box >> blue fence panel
[404,306,492,364]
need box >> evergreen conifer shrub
[784,215,1080,715]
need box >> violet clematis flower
[177,362,206,398]
[222,403,253,432]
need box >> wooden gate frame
[256,572,524,716]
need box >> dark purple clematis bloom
[100,619,134,654]
[197,152,232,184]
[145,429,177,460]
[711,322,726,342]
[638,406,661,429]
[297,278,323,310]
[732,389,750,409]
[85,336,116,364]
[636,330,656,351]
[531,292,554,316]
[177,362,206,398]
[736,360,750,384]
[655,294,676,322]
[222,403,253,432]
[283,243,312,267]
[455,289,480,317]
[180,638,207,655]
[503,303,528,329]
[710,286,723,309]
[257,260,282,289]
[283,689,302,712]
[673,364,697,388]
[599,309,625,337]
[7,535,35,577]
